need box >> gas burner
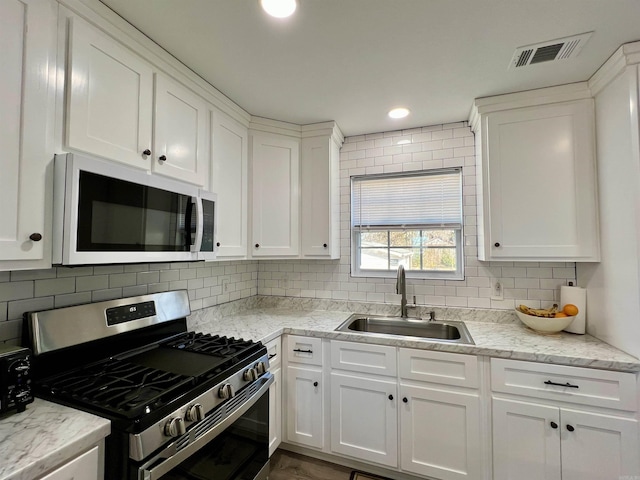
[43,358,194,417]
[164,333,257,358]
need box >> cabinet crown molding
[468,82,591,132]
[250,117,343,144]
[589,41,640,96]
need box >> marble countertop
[189,306,640,372]
[0,398,110,480]
[2,299,637,480]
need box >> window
[351,168,463,279]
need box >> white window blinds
[351,169,462,229]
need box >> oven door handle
[139,372,274,480]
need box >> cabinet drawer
[286,335,323,365]
[399,348,479,388]
[491,358,637,411]
[40,445,99,480]
[330,341,397,376]
[265,337,281,368]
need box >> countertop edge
[0,399,111,480]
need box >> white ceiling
[99,0,640,136]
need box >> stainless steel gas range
[23,290,272,480]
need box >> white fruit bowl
[515,309,576,333]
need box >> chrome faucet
[396,265,408,318]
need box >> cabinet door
[67,16,153,168]
[0,0,55,262]
[0,0,57,262]
[481,100,599,261]
[250,133,300,257]
[153,75,208,186]
[268,366,282,457]
[561,408,639,480]
[492,398,561,480]
[211,110,248,257]
[330,372,398,467]
[285,365,323,448]
[301,136,340,258]
[400,384,482,480]
[40,445,100,480]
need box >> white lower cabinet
[266,337,282,457]
[286,365,324,449]
[330,372,398,467]
[493,397,639,480]
[39,445,101,480]
[325,341,483,479]
[491,359,640,480]
[284,335,325,449]
[400,384,481,480]
[269,366,282,456]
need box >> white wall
[259,122,577,310]
[578,65,640,358]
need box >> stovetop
[35,333,265,427]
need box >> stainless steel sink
[335,314,474,345]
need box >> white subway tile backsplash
[35,278,74,297]
[8,297,54,320]
[11,269,57,281]
[76,275,109,293]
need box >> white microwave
[53,153,217,265]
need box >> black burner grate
[40,358,194,418]
[164,332,259,358]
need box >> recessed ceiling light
[261,0,297,18]
[388,107,410,119]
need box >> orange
[555,312,568,318]
[563,304,579,316]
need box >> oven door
[138,373,272,480]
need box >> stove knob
[164,417,186,438]
[243,368,258,381]
[255,361,267,375]
[218,383,235,399]
[186,403,205,422]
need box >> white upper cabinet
[153,74,208,186]
[250,131,300,257]
[211,110,249,258]
[301,125,343,259]
[470,86,600,262]
[66,16,208,186]
[0,0,56,264]
[66,15,153,169]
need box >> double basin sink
[335,313,474,345]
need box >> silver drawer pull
[544,380,579,389]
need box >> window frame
[350,169,464,280]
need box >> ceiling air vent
[509,32,593,69]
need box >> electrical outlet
[221,278,229,292]
[490,278,504,300]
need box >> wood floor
[269,450,353,480]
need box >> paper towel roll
[561,285,587,334]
